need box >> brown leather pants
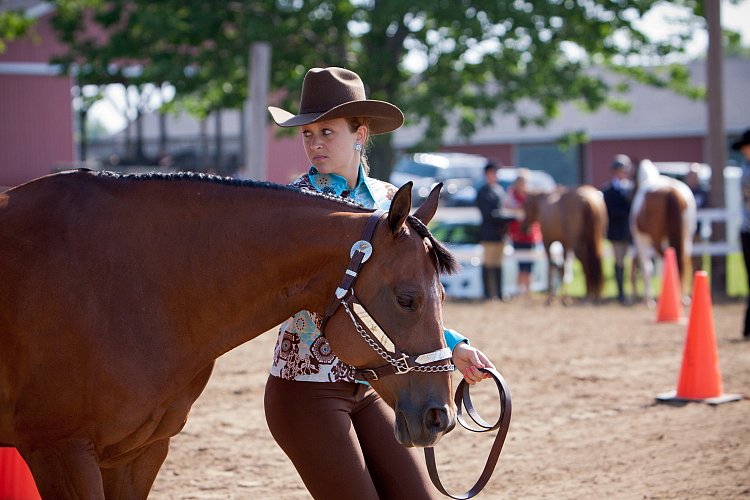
[264,375,437,500]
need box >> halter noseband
[321,210,455,382]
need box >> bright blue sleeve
[444,328,469,351]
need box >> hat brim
[268,100,404,135]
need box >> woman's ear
[356,124,368,145]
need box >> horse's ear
[412,182,442,226]
[388,182,412,235]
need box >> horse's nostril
[424,406,449,433]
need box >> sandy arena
[149,299,750,499]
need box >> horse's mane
[407,215,460,276]
[86,169,368,211]
[87,169,459,275]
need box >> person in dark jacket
[475,161,510,300]
[601,154,634,304]
[733,128,750,340]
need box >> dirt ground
[149,298,750,500]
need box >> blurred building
[0,2,74,188]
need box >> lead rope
[424,368,512,499]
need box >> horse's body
[524,185,608,304]
[0,170,457,498]
[630,160,697,304]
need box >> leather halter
[321,210,454,382]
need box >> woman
[263,67,496,499]
[734,128,750,340]
[504,169,542,297]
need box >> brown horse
[0,170,459,498]
[523,185,608,304]
[630,159,697,304]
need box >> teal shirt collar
[306,164,392,210]
[307,164,367,197]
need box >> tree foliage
[0,9,36,53]
[47,0,736,178]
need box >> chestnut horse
[523,185,608,304]
[630,159,697,304]
[0,170,459,498]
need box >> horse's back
[0,171,114,309]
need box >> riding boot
[615,264,626,304]
[481,266,494,300]
[495,267,504,301]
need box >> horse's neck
[637,162,662,187]
[193,188,368,352]
[108,180,368,359]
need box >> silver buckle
[350,240,373,262]
[394,354,414,375]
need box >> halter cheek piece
[321,210,455,382]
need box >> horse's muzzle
[394,403,456,447]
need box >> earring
[354,142,363,152]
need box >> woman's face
[300,118,365,180]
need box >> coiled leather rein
[425,368,512,499]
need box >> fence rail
[692,208,742,256]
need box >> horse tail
[580,194,605,300]
[665,188,688,285]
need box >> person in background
[686,162,709,210]
[733,128,750,340]
[264,66,497,499]
[475,161,510,301]
[504,168,542,298]
[601,154,634,305]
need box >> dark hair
[484,161,499,174]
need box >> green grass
[563,244,748,298]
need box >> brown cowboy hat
[731,129,750,150]
[267,67,404,135]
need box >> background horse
[630,159,697,304]
[0,170,457,499]
[524,185,608,304]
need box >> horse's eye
[397,295,414,309]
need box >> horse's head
[636,159,660,188]
[323,183,460,447]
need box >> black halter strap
[322,209,386,323]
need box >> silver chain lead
[341,301,455,374]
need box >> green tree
[48,0,740,179]
[0,9,36,53]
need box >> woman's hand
[452,343,496,385]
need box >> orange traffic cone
[0,448,41,499]
[656,271,743,405]
[655,247,684,323]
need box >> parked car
[390,151,556,206]
[450,167,557,206]
[390,152,487,205]
[429,207,549,300]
